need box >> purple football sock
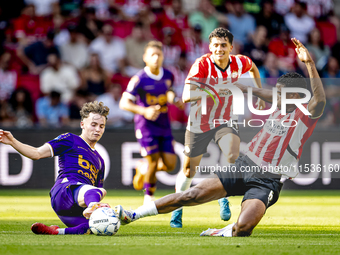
[144,183,156,196]
[84,189,103,207]
[65,222,90,235]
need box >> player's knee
[234,221,254,237]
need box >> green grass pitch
[1,189,340,255]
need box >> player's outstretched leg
[218,197,231,221]
[114,205,138,225]
[55,215,92,235]
[31,223,59,235]
[31,221,91,235]
[116,178,226,226]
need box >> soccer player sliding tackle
[0,101,110,235]
[114,38,326,237]
[170,27,265,228]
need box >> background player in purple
[120,41,184,204]
[0,101,110,235]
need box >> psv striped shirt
[185,53,252,133]
[246,104,321,178]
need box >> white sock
[143,194,155,205]
[58,228,65,235]
[134,201,158,220]
[175,170,193,193]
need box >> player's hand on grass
[143,105,161,121]
[291,38,314,64]
[0,130,14,145]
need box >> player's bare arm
[120,93,161,121]
[0,129,52,160]
[248,61,266,110]
[182,82,226,103]
[182,82,201,103]
[291,38,326,118]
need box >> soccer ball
[89,207,120,236]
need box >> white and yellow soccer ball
[89,207,120,236]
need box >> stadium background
[0,0,340,190]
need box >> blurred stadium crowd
[0,0,339,129]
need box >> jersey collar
[144,66,164,81]
[210,55,231,72]
[79,135,96,151]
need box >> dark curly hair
[208,27,233,44]
[277,72,308,98]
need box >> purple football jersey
[125,67,174,136]
[48,133,105,188]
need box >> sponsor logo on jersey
[231,71,238,79]
[146,93,167,106]
[264,119,290,136]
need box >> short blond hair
[144,40,163,53]
[80,101,109,121]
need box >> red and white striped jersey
[185,53,252,133]
[246,104,320,178]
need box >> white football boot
[200,223,235,237]
[114,205,136,225]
